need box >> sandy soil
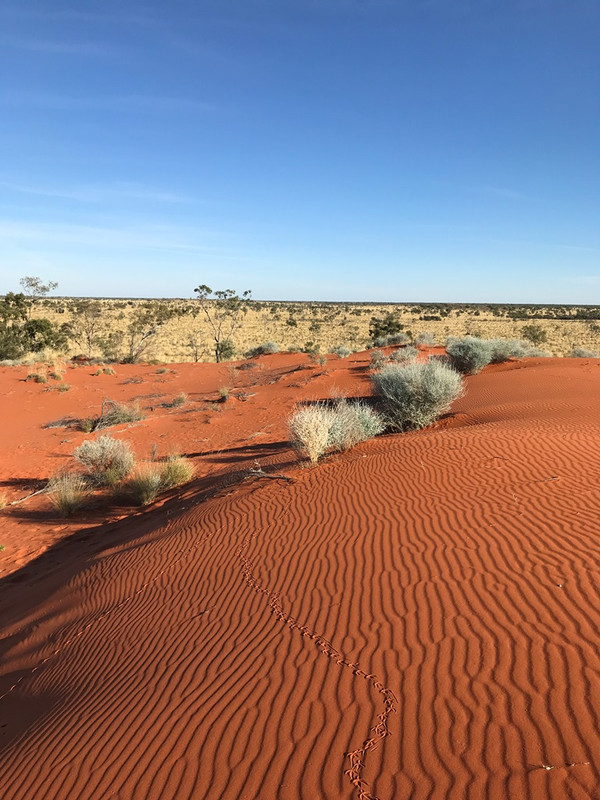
[2,352,600,799]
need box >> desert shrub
[156,367,169,374]
[80,399,145,432]
[446,336,493,374]
[48,371,63,381]
[160,456,195,488]
[369,311,405,342]
[370,349,387,369]
[414,332,436,347]
[58,383,71,392]
[103,366,116,375]
[289,403,337,463]
[327,400,385,451]
[373,332,410,347]
[390,346,418,363]
[488,339,527,363]
[163,392,187,408]
[333,345,351,358]
[289,400,383,462]
[122,466,164,505]
[525,347,552,357]
[244,341,279,358]
[26,372,47,383]
[372,361,464,431]
[569,347,600,358]
[73,435,135,486]
[521,324,547,346]
[47,472,89,516]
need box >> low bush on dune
[370,349,387,370]
[121,456,194,505]
[73,435,135,486]
[446,336,493,374]
[487,338,527,363]
[289,399,384,463]
[372,360,464,431]
[390,346,418,363]
[333,344,351,358]
[244,341,279,358]
[413,332,436,347]
[373,332,410,348]
[47,472,90,516]
[569,347,600,358]
[79,399,145,432]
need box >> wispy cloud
[1,35,115,56]
[1,92,214,113]
[0,180,193,205]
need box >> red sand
[2,354,600,799]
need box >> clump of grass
[121,456,194,505]
[156,367,169,374]
[58,383,71,392]
[103,366,116,375]
[372,360,464,431]
[92,369,103,376]
[160,455,195,488]
[73,435,135,486]
[122,467,163,505]
[79,399,145,432]
[46,472,89,516]
[164,392,187,408]
[373,332,410,347]
[48,371,63,381]
[218,386,230,402]
[244,341,279,358]
[26,372,47,383]
[446,336,493,374]
[569,347,600,358]
[390,346,418,363]
[0,493,7,510]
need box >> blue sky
[1,0,599,302]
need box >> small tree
[19,276,58,317]
[369,311,404,342]
[0,292,66,359]
[123,301,179,363]
[193,285,252,362]
[65,299,104,358]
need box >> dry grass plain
[30,298,600,362]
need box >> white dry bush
[47,472,89,516]
[372,361,464,431]
[488,338,527,363]
[569,347,600,358]
[73,435,135,486]
[289,400,384,462]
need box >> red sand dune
[2,354,600,799]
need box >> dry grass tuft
[47,472,89,516]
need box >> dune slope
[2,359,600,799]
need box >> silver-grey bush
[372,361,464,431]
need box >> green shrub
[521,324,547,346]
[446,336,493,374]
[372,361,464,431]
[47,472,89,516]
[73,435,135,486]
